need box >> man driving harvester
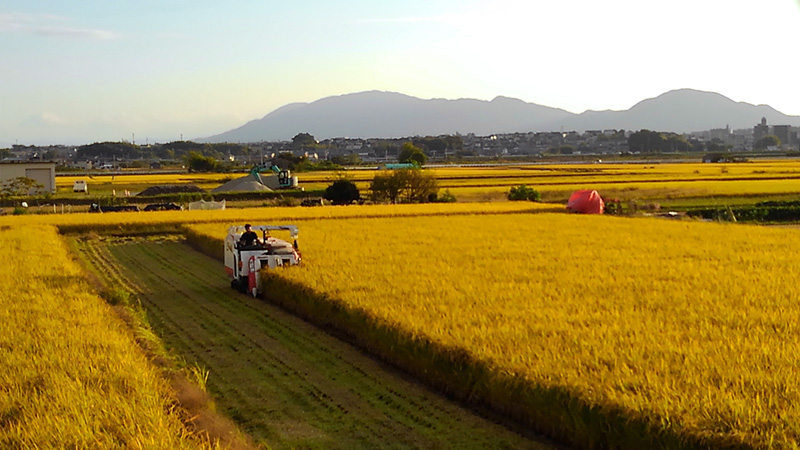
[239,224,262,248]
[226,224,302,296]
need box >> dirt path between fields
[79,237,560,450]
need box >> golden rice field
[294,160,800,184]
[0,224,216,449]
[5,197,800,448]
[57,172,230,191]
[449,177,800,203]
[2,201,556,233]
[1,204,565,449]
[0,203,556,449]
[185,213,800,449]
[275,160,800,202]
[54,159,800,203]
[55,172,230,198]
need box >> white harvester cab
[224,225,301,296]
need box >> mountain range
[199,89,800,143]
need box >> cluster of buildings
[4,119,800,169]
[690,118,798,152]
[752,117,798,148]
[301,120,798,161]
[458,130,629,157]
[305,120,798,160]
[244,130,632,162]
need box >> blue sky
[2,0,799,145]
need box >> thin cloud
[34,27,116,40]
[0,12,117,40]
[21,112,69,127]
[357,14,458,25]
[153,31,191,39]
[0,12,67,26]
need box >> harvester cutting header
[225,224,301,297]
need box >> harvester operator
[239,224,261,248]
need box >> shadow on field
[259,275,719,450]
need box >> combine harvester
[224,225,301,296]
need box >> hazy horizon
[3,0,800,146]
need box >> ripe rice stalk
[0,225,217,449]
[187,213,800,449]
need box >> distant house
[76,160,94,170]
[0,161,56,193]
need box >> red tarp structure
[566,189,604,214]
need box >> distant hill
[561,89,797,133]
[198,89,800,142]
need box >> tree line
[324,167,454,205]
[75,141,252,162]
[627,130,783,153]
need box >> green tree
[324,179,360,205]
[331,153,362,166]
[628,130,693,153]
[373,142,399,159]
[755,135,781,150]
[184,151,220,172]
[664,134,691,152]
[370,169,438,203]
[628,130,666,153]
[398,142,427,165]
[292,133,317,150]
[77,141,142,160]
[157,141,230,160]
[293,159,343,172]
[1,177,45,198]
[370,172,405,203]
[507,184,542,202]
[411,135,464,157]
[706,139,730,153]
[437,189,457,203]
[400,169,438,202]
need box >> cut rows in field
[85,238,552,450]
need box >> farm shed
[0,161,56,193]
